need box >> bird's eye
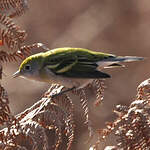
[24,65,31,71]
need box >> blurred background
[1,0,150,149]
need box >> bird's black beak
[12,70,21,78]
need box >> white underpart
[97,61,118,69]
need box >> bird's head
[13,54,44,79]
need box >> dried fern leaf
[0,43,48,63]
[0,84,75,150]
[70,80,106,142]
[93,78,150,150]
[0,14,27,50]
[0,65,2,79]
[137,78,150,99]
[92,79,105,106]
[0,77,106,149]
[0,84,11,125]
[44,84,75,150]
[72,88,94,142]
[33,109,63,150]
[0,0,28,18]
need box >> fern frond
[0,84,11,125]
[92,78,150,150]
[71,87,94,142]
[0,43,48,63]
[44,84,75,150]
[92,79,105,106]
[0,14,27,50]
[0,84,75,150]
[0,0,28,18]
[137,78,150,99]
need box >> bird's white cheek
[20,75,26,79]
[19,73,32,79]
[19,71,34,78]
[22,71,42,81]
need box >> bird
[13,47,144,90]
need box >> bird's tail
[97,56,144,68]
[111,56,144,62]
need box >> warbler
[13,47,143,89]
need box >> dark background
[2,0,150,149]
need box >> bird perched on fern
[13,47,144,90]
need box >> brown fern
[91,78,150,150]
[0,43,49,62]
[0,14,27,50]
[0,66,12,126]
[0,84,75,150]
[0,0,28,18]
[0,0,30,63]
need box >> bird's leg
[52,86,76,98]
